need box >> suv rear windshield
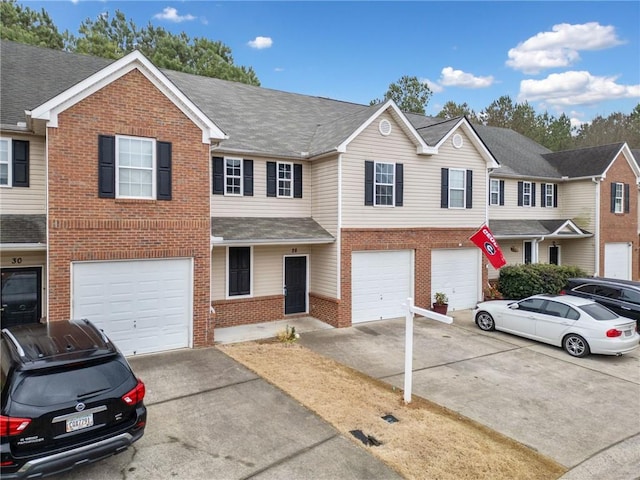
[578,303,619,321]
[11,359,132,407]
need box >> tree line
[2,0,638,150]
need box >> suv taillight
[0,415,32,436]
[122,379,145,406]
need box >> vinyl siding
[211,244,311,300]
[559,180,596,233]
[489,178,560,220]
[310,243,338,298]
[561,238,596,275]
[0,133,46,214]
[211,155,312,217]
[341,113,487,228]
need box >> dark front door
[284,256,306,314]
[1,267,42,328]
[549,245,559,265]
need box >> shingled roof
[542,142,627,178]
[211,217,334,244]
[0,215,47,244]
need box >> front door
[284,256,307,314]
[1,267,42,328]
[549,245,559,265]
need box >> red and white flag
[470,224,507,269]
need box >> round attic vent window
[379,119,392,136]
[452,133,464,149]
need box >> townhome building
[1,40,637,356]
[478,125,639,280]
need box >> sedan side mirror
[508,303,519,310]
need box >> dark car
[1,320,146,479]
[562,277,640,330]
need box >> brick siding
[46,69,214,346]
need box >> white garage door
[72,258,192,356]
[352,250,413,323]
[431,248,480,310]
[604,243,631,280]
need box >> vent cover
[379,119,392,136]
[452,133,464,149]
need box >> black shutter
[531,183,536,207]
[156,141,172,200]
[364,161,374,206]
[499,180,505,206]
[243,159,253,196]
[98,135,115,198]
[212,157,224,195]
[293,163,302,198]
[12,140,29,187]
[610,183,616,212]
[540,183,546,207]
[395,163,403,206]
[465,169,472,209]
[441,168,449,208]
[624,183,630,213]
[266,161,276,197]
[517,181,523,206]
[553,184,558,208]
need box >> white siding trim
[337,154,343,299]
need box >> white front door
[431,248,480,310]
[72,258,192,356]
[351,250,413,323]
[604,243,631,280]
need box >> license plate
[66,413,94,433]
[624,330,632,337]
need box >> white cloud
[153,7,196,23]
[422,78,444,93]
[439,67,494,89]
[519,71,640,108]
[274,67,285,72]
[248,36,273,49]
[507,22,623,74]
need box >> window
[613,182,624,214]
[517,298,546,313]
[448,169,465,208]
[0,138,10,186]
[542,183,556,207]
[375,162,395,206]
[489,179,500,206]
[278,162,293,197]
[116,136,155,199]
[543,301,579,320]
[228,247,251,297]
[621,288,640,304]
[225,158,242,195]
[522,181,532,207]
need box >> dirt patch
[218,341,566,480]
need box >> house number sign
[11,257,23,264]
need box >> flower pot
[432,303,448,315]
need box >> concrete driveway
[299,310,640,479]
[49,348,401,480]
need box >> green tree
[574,108,640,149]
[436,101,480,122]
[481,95,515,128]
[370,75,432,115]
[0,0,64,49]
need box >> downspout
[593,177,601,276]
[45,128,50,324]
[534,236,545,263]
[336,153,342,300]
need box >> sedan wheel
[563,334,590,358]
[476,311,495,331]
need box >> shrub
[498,264,587,300]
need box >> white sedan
[473,294,639,357]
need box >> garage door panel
[352,251,412,323]
[604,243,631,280]
[73,259,192,356]
[432,249,479,310]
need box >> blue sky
[23,1,640,126]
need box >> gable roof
[543,142,640,179]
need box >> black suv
[1,320,146,479]
[563,277,640,330]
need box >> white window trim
[448,168,466,209]
[226,245,253,299]
[614,182,624,214]
[224,157,243,196]
[489,179,500,206]
[277,161,293,198]
[374,161,395,207]
[545,184,555,207]
[115,135,156,200]
[0,137,12,187]
[522,181,532,207]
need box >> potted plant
[432,292,448,315]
